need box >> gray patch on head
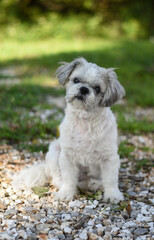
[100,69,125,107]
[56,57,87,85]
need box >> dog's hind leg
[45,140,61,189]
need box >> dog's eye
[94,86,101,94]
[73,78,80,84]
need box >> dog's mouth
[75,95,85,101]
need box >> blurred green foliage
[0,38,154,152]
[0,1,153,153]
[0,0,153,40]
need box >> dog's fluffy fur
[13,57,125,203]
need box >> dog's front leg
[101,155,124,203]
[54,151,78,201]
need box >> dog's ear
[56,58,86,86]
[100,69,125,107]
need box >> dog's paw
[54,185,76,201]
[51,177,62,189]
[104,188,124,203]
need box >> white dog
[13,57,125,203]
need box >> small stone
[96,225,104,236]
[103,232,112,240]
[80,204,85,209]
[0,200,6,210]
[36,223,51,233]
[74,215,90,229]
[130,210,139,218]
[48,238,58,240]
[111,227,119,234]
[85,204,96,209]
[0,233,13,240]
[84,208,96,214]
[33,213,45,220]
[123,221,137,228]
[69,200,82,208]
[10,194,17,200]
[63,227,72,234]
[18,230,27,238]
[88,220,95,226]
[105,226,112,232]
[149,206,154,214]
[116,221,123,228]
[121,229,131,237]
[5,219,17,227]
[27,233,36,240]
[79,229,88,239]
[149,199,154,204]
[136,214,152,222]
[139,191,149,196]
[101,207,110,215]
[89,232,98,240]
[4,209,17,217]
[103,220,111,226]
[136,236,147,240]
[134,228,149,236]
[57,234,65,239]
[25,207,38,214]
[93,200,99,206]
[61,214,71,221]
[61,221,70,229]
[141,205,149,215]
[127,190,137,197]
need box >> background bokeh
[0,0,154,153]
[0,0,154,40]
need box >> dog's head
[56,57,125,111]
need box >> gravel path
[0,134,153,240]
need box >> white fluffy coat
[13,58,125,203]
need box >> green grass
[118,141,135,159]
[134,159,154,172]
[0,37,153,152]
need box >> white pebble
[61,214,71,221]
[136,214,152,222]
[136,236,147,240]
[141,205,149,215]
[79,229,88,240]
[123,221,137,228]
[61,222,70,229]
[149,199,154,204]
[111,227,119,234]
[64,227,72,234]
[139,191,149,196]
[88,220,94,226]
[69,200,82,208]
[93,200,99,206]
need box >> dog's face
[56,58,125,111]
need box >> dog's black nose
[80,86,89,95]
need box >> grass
[118,141,135,159]
[134,159,154,172]
[0,37,154,152]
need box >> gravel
[0,134,153,240]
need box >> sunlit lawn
[0,37,154,152]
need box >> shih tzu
[13,57,125,203]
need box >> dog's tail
[12,140,60,191]
[12,162,48,190]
